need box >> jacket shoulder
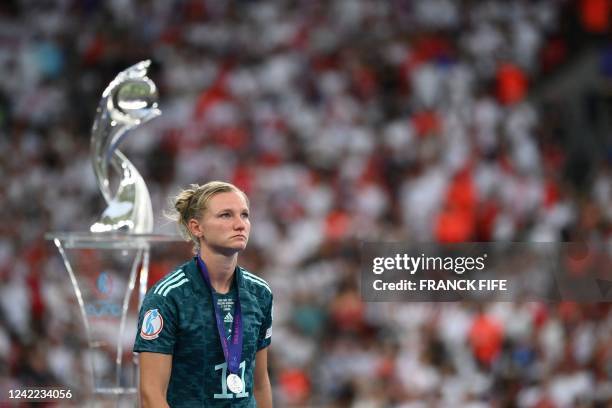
[148,261,194,299]
[239,266,272,301]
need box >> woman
[134,181,273,407]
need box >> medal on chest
[226,373,244,393]
[197,256,245,394]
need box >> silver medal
[227,373,244,394]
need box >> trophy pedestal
[46,233,185,407]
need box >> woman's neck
[199,247,237,294]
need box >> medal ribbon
[197,256,243,376]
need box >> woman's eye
[242,213,249,218]
[220,213,230,218]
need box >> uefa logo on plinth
[46,61,183,406]
[95,272,114,299]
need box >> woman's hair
[169,181,249,249]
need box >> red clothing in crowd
[580,0,611,33]
[468,314,503,366]
[496,63,528,105]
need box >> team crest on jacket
[141,309,163,340]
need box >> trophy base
[46,232,187,407]
[95,388,137,394]
[81,391,139,408]
[47,232,183,249]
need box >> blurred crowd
[0,0,611,406]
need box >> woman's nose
[234,216,246,229]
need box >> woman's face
[197,191,250,255]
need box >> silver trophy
[90,59,159,234]
[47,61,185,406]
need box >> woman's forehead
[207,191,249,210]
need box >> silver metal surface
[116,247,144,392]
[45,232,180,249]
[90,60,160,234]
[53,238,95,391]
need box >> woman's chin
[211,242,247,255]
[235,242,248,251]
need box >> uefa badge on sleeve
[141,309,164,340]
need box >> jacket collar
[188,256,245,295]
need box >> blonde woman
[134,181,273,408]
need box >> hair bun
[174,188,197,220]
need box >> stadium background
[0,0,611,406]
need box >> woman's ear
[187,218,203,239]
